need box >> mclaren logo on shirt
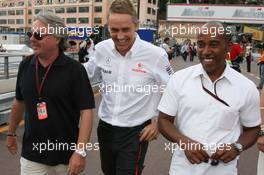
[132,63,147,73]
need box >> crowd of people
[4,0,264,175]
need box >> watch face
[236,143,243,151]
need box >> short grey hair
[34,10,68,51]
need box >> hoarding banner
[167,4,264,24]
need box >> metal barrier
[0,53,27,79]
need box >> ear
[55,37,61,45]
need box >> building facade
[0,0,158,33]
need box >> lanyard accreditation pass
[35,58,52,120]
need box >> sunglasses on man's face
[27,31,49,40]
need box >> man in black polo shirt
[6,11,95,175]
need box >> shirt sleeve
[73,64,95,110]
[153,49,174,85]
[158,76,179,117]
[83,53,102,83]
[239,85,261,127]
[15,59,26,101]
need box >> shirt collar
[30,52,67,66]
[111,33,141,58]
[192,63,234,84]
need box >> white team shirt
[158,64,261,175]
[84,34,173,127]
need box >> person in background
[162,37,173,62]
[78,38,94,63]
[258,48,264,89]
[245,42,252,72]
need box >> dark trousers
[97,120,150,175]
[246,56,251,72]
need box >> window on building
[80,0,90,2]
[17,28,24,33]
[8,2,15,7]
[55,7,65,13]
[16,10,24,15]
[35,9,41,14]
[79,6,89,13]
[17,1,24,6]
[28,1,32,6]
[95,0,102,2]
[152,8,156,15]
[67,7,77,13]
[0,11,7,16]
[79,18,89,24]
[68,0,77,3]
[2,36,7,40]
[148,0,151,3]
[9,28,15,32]
[147,7,151,14]
[47,0,53,4]
[58,0,65,3]
[16,19,24,24]
[28,10,32,15]
[28,19,32,24]
[35,0,43,5]
[94,17,102,24]
[153,0,156,4]
[94,6,102,12]
[8,10,15,15]
[8,19,15,24]
[0,19,7,24]
[66,18,77,23]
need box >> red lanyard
[35,58,52,99]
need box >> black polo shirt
[16,52,95,166]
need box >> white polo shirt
[84,34,173,127]
[158,64,261,175]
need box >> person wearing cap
[158,21,261,175]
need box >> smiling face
[30,20,60,58]
[108,13,138,56]
[197,23,228,81]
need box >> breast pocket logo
[132,63,147,73]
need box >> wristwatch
[232,142,243,154]
[75,149,87,158]
[259,130,264,137]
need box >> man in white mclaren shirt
[83,0,173,174]
[158,21,261,175]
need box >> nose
[117,31,125,40]
[202,45,212,56]
[29,34,37,42]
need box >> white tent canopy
[2,44,33,54]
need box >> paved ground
[0,56,262,175]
